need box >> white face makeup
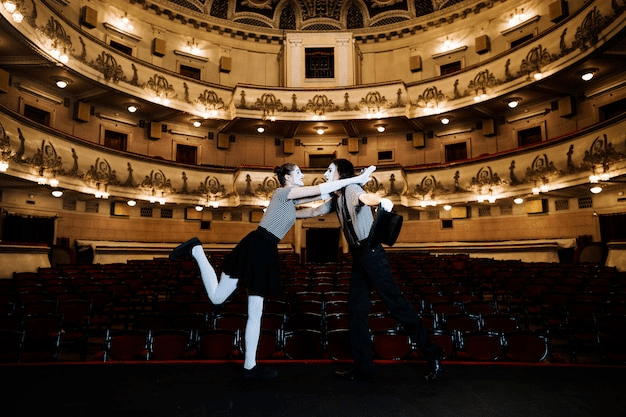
[287,166,305,186]
[324,163,339,182]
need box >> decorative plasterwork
[2,0,622,124]
[1,108,625,208]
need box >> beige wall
[0,185,601,249]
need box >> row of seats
[1,251,625,364]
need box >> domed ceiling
[165,0,466,30]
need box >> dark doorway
[518,126,543,147]
[599,213,626,243]
[23,105,50,126]
[445,142,468,162]
[1,213,55,246]
[309,154,336,169]
[104,129,128,151]
[176,144,197,164]
[306,228,340,264]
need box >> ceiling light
[256,125,266,134]
[590,185,603,194]
[580,68,598,81]
[443,205,452,211]
[514,197,524,204]
[195,205,204,212]
[127,104,139,113]
[51,189,63,198]
[506,98,521,108]
[193,120,202,128]
[439,116,450,125]
[53,77,71,89]
[127,200,137,207]
[375,124,386,133]
[0,161,8,172]
[314,126,327,135]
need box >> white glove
[357,165,376,185]
[379,198,393,212]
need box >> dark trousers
[348,243,440,374]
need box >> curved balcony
[0,0,623,137]
[1,104,625,210]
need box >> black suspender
[337,193,359,246]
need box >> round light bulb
[581,72,594,81]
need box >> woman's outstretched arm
[286,165,376,201]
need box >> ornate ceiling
[161,0,466,30]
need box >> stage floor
[5,362,625,417]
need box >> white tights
[191,245,264,370]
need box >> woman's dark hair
[332,159,355,179]
[274,163,297,186]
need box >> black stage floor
[4,362,626,417]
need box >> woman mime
[170,162,375,379]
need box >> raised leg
[192,246,238,304]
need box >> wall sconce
[375,124,386,133]
[53,77,72,89]
[187,39,201,55]
[314,126,327,135]
[94,183,109,199]
[505,97,522,108]
[474,93,489,102]
[119,14,133,31]
[579,68,598,81]
[2,0,25,22]
[440,36,463,53]
[50,48,69,64]
[508,7,527,26]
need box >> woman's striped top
[259,187,297,239]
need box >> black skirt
[221,227,281,295]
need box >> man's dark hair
[332,158,354,179]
